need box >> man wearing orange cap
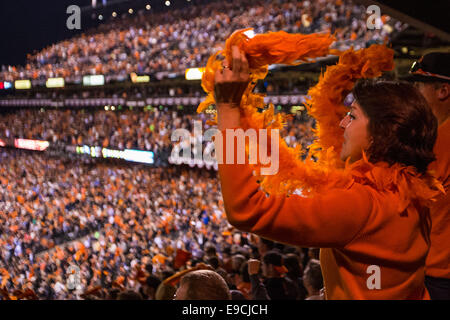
[407,52,450,299]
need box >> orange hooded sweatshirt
[217,131,439,300]
[426,119,450,279]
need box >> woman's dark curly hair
[352,79,437,174]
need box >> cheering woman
[214,46,440,299]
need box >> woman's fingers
[232,46,242,74]
[214,68,222,83]
[215,64,232,84]
[216,46,249,83]
[222,58,230,69]
[239,49,249,78]
[235,47,249,82]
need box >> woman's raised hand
[214,46,250,106]
[214,46,250,130]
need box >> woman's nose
[340,114,351,129]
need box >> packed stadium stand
[0,0,405,82]
[0,0,448,300]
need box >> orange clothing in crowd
[218,131,435,300]
[426,119,450,279]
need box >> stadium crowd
[0,0,405,82]
[0,108,316,152]
[0,0,422,302]
[0,149,322,300]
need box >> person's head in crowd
[190,259,202,268]
[282,246,298,255]
[284,253,304,279]
[340,80,438,174]
[142,275,162,300]
[250,244,260,259]
[240,245,252,259]
[222,245,232,258]
[206,255,220,270]
[239,261,251,284]
[144,263,153,274]
[155,283,177,300]
[215,268,235,290]
[230,244,240,255]
[231,254,246,273]
[284,253,308,300]
[407,52,450,125]
[107,288,120,300]
[117,290,143,300]
[174,270,231,300]
[160,268,175,281]
[257,237,275,257]
[230,289,246,300]
[303,259,323,300]
[262,251,288,279]
[205,244,217,258]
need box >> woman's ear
[436,83,449,101]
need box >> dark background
[0,0,92,66]
[0,0,448,68]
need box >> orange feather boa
[197,29,443,215]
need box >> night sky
[0,0,94,67]
[0,0,447,68]
[0,0,205,68]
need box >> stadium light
[290,105,304,114]
[185,68,205,80]
[128,8,133,14]
[165,1,170,6]
[112,11,117,17]
[123,149,154,164]
[130,72,150,83]
[0,81,12,90]
[15,80,31,89]
[83,75,105,86]
[46,77,65,88]
[15,139,49,151]
[98,14,103,20]
[146,4,151,10]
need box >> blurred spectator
[155,283,177,301]
[230,289,246,300]
[284,253,308,300]
[303,259,324,300]
[141,275,162,300]
[117,290,143,300]
[0,103,320,300]
[174,270,231,300]
[257,237,276,258]
[261,251,298,300]
[236,261,251,300]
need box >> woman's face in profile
[339,101,371,162]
